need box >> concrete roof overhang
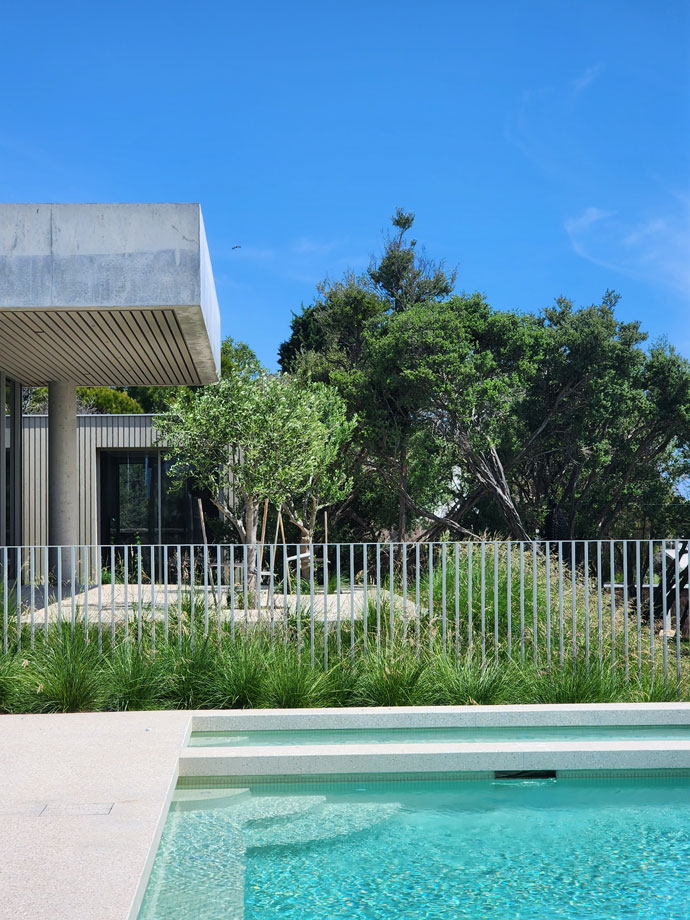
[0,203,221,386]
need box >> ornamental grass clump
[512,658,627,704]
[16,630,105,713]
[423,653,507,706]
[258,648,334,708]
[103,641,167,711]
[354,651,428,706]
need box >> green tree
[158,341,353,591]
[280,209,459,541]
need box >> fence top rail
[1,538,689,552]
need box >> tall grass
[0,621,687,713]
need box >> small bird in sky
[232,244,241,250]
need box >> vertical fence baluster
[150,545,155,652]
[163,545,169,646]
[570,541,576,668]
[217,545,223,644]
[350,543,355,661]
[242,545,249,640]
[177,545,182,652]
[363,544,368,658]
[507,542,512,662]
[557,542,564,669]
[96,545,102,651]
[583,542,589,669]
[203,544,209,639]
[376,543,381,653]
[623,539,629,681]
[389,542,395,647]
[674,540,682,696]
[269,543,275,643]
[442,542,448,654]
[322,543,328,668]
[661,540,668,690]
[309,543,315,668]
[336,544,341,658]
[415,543,421,658]
[649,540,654,684]
[596,541,603,667]
[520,542,526,665]
[282,543,287,646]
[43,545,49,642]
[634,540,641,680]
[295,543,302,660]
[84,546,90,643]
[230,544,236,641]
[110,546,115,647]
[16,547,21,651]
[123,549,129,642]
[468,544,473,659]
[3,547,8,654]
[480,542,486,666]
[403,543,408,646]
[545,541,551,668]
[609,540,616,669]
[29,546,35,647]
[70,546,76,639]
[493,541,499,661]
[428,543,434,654]
[454,542,460,661]
[137,546,142,647]
[532,541,539,667]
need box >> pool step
[242,801,401,849]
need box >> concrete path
[0,711,191,920]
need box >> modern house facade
[0,203,221,556]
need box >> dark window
[99,450,195,547]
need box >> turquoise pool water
[139,774,690,919]
[189,724,690,746]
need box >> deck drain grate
[41,803,114,816]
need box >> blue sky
[1,0,688,368]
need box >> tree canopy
[279,211,690,541]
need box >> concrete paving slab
[0,711,191,920]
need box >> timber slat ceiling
[0,308,201,386]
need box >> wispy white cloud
[564,201,690,298]
[570,63,604,97]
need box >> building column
[48,381,78,549]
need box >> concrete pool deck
[3,703,690,919]
[0,711,190,920]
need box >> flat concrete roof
[0,203,221,386]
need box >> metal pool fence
[1,539,688,683]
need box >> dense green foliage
[24,386,144,415]
[280,211,690,542]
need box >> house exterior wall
[22,414,160,547]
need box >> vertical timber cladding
[22,414,161,549]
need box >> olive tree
[158,358,353,593]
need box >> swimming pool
[189,724,690,746]
[138,772,690,919]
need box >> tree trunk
[245,498,258,601]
